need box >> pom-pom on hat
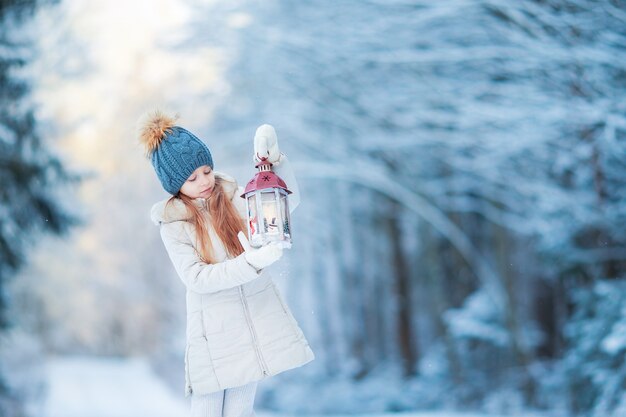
[138,110,213,195]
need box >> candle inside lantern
[261,191,281,234]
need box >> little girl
[138,111,315,417]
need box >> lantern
[241,157,292,248]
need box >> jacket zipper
[185,344,192,394]
[238,285,270,376]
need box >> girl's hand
[254,124,283,165]
[238,231,284,270]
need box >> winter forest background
[1,0,625,416]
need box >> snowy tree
[181,0,626,414]
[7,0,622,414]
[0,0,80,415]
[563,279,626,416]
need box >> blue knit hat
[139,111,213,195]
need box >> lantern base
[249,233,292,249]
[275,240,292,249]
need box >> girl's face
[180,165,215,199]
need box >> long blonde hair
[166,176,247,264]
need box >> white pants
[190,381,258,417]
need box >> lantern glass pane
[261,191,280,235]
[280,193,290,237]
[246,194,262,245]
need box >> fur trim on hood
[150,171,239,225]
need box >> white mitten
[238,231,284,270]
[253,124,283,166]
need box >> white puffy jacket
[150,156,314,397]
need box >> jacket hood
[150,171,239,225]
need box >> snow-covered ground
[41,355,558,417]
[42,355,189,417]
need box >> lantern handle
[255,154,274,170]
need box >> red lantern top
[241,158,292,197]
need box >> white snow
[42,355,189,417]
[40,355,561,417]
